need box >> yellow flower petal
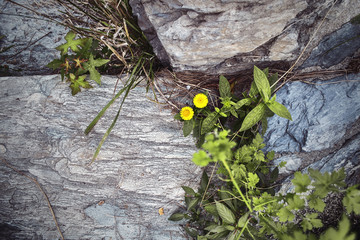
[180,106,194,120]
[193,93,208,108]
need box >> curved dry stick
[1,157,65,240]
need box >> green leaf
[253,66,271,100]
[237,212,250,228]
[308,195,326,212]
[68,74,92,96]
[204,204,219,217]
[192,150,211,167]
[188,198,200,211]
[83,54,110,85]
[215,201,236,225]
[46,59,63,70]
[219,75,231,98]
[235,98,252,109]
[266,100,292,121]
[309,168,346,198]
[291,172,311,193]
[247,172,260,188]
[182,186,196,196]
[278,208,294,222]
[168,213,184,221]
[239,103,266,132]
[301,213,323,231]
[261,117,268,135]
[219,187,235,212]
[287,195,305,210]
[201,112,219,135]
[200,171,209,193]
[56,31,87,55]
[230,108,238,118]
[343,185,360,215]
[319,214,356,240]
[174,113,181,120]
[183,118,194,137]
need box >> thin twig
[1,157,65,240]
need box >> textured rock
[265,73,360,186]
[0,0,67,76]
[0,75,199,239]
[130,0,360,73]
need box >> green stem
[220,158,253,212]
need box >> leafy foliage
[48,31,109,95]
[170,66,360,240]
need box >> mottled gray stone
[0,75,200,239]
[130,0,360,73]
[301,22,360,69]
[265,73,360,187]
[0,0,67,76]
[265,74,360,153]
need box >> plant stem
[220,158,253,212]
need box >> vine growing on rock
[170,66,360,240]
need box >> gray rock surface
[265,74,360,186]
[0,0,67,76]
[130,0,360,74]
[0,75,200,239]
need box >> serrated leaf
[46,59,63,70]
[343,186,360,215]
[247,172,259,188]
[253,66,271,100]
[168,213,184,221]
[219,75,231,98]
[192,150,211,167]
[239,103,266,132]
[182,186,196,196]
[69,74,92,95]
[287,195,305,210]
[278,207,295,222]
[292,172,311,193]
[319,214,356,240]
[308,195,326,212]
[301,213,323,231]
[309,168,346,198]
[215,201,236,225]
[201,112,219,135]
[266,100,292,121]
[83,54,110,85]
[183,118,194,137]
[56,31,87,55]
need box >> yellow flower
[193,93,208,108]
[180,106,194,120]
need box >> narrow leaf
[168,213,184,221]
[201,112,219,135]
[266,101,292,121]
[239,103,266,132]
[254,66,271,100]
[219,75,231,98]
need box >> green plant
[175,66,291,148]
[47,31,109,95]
[170,66,360,239]
[46,0,159,163]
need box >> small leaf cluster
[47,31,110,95]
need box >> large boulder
[130,0,360,74]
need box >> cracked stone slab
[0,75,200,239]
[265,73,360,185]
[130,0,360,74]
